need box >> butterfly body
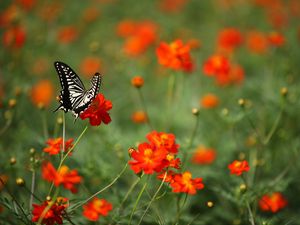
[54,61,101,118]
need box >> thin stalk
[60,112,65,160]
[29,170,36,210]
[42,110,49,140]
[174,194,188,225]
[246,201,256,225]
[129,175,150,225]
[73,163,128,210]
[138,172,167,225]
[137,88,153,130]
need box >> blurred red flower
[156,39,194,72]
[159,0,188,12]
[131,76,144,88]
[146,130,179,154]
[131,110,148,124]
[170,171,204,195]
[80,57,102,78]
[0,5,19,28]
[228,160,250,176]
[57,26,78,44]
[259,192,288,213]
[203,54,230,76]
[42,162,82,193]
[83,198,112,221]
[200,94,219,109]
[117,20,157,56]
[129,142,168,174]
[2,25,26,49]
[30,79,54,108]
[192,146,216,164]
[32,200,66,225]
[17,0,36,11]
[217,28,243,53]
[246,31,268,54]
[43,138,74,155]
[267,32,285,47]
[80,93,112,126]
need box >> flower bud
[131,76,144,88]
[16,178,25,186]
[8,99,17,108]
[239,184,247,192]
[280,87,288,97]
[238,98,245,107]
[10,157,16,165]
[128,147,135,157]
[207,201,214,208]
[192,108,199,116]
[29,148,36,155]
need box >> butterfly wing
[72,73,101,117]
[54,61,86,113]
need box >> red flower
[32,200,66,225]
[217,28,243,53]
[200,94,219,109]
[267,32,285,47]
[2,25,26,49]
[170,171,204,195]
[228,160,250,176]
[43,138,74,155]
[128,143,168,174]
[159,0,188,12]
[42,162,82,193]
[146,131,179,154]
[259,192,288,213]
[157,170,176,183]
[203,54,230,77]
[156,39,194,72]
[83,198,113,221]
[246,31,268,54]
[117,20,157,56]
[192,146,216,164]
[57,26,78,44]
[80,93,112,126]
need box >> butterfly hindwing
[54,61,101,118]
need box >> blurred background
[1,0,300,224]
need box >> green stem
[137,88,153,130]
[246,201,256,225]
[138,172,167,225]
[42,110,49,140]
[129,175,150,225]
[174,194,188,225]
[29,170,36,210]
[73,163,128,210]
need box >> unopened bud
[16,178,25,186]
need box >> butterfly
[54,61,101,119]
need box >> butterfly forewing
[54,61,101,118]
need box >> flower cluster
[43,138,74,155]
[156,39,194,72]
[129,131,204,195]
[42,162,82,193]
[80,93,113,126]
[32,198,68,225]
[116,20,158,56]
[83,198,113,221]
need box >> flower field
[1,0,300,224]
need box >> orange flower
[156,39,194,72]
[80,57,102,78]
[57,26,78,44]
[217,28,243,53]
[267,32,285,47]
[42,162,82,193]
[32,199,66,225]
[187,38,201,49]
[131,110,148,124]
[0,175,8,191]
[80,93,113,126]
[170,171,204,195]
[246,31,268,54]
[117,20,158,56]
[43,138,74,155]
[38,3,62,23]
[2,25,26,49]
[203,54,230,77]
[30,80,54,107]
[83,198,112,221]
[131,76,144,88]
[228,160,250,176]
[227,64,244,85]
[192,146,216,164]
[0,5,19,28]
[82,8,100,23]
[128,143,168,174]
[200,94,219,109]
[17,0,36,11]
[259,192,288,213]
[146,130,179,154]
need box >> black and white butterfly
[54,61,101,118]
